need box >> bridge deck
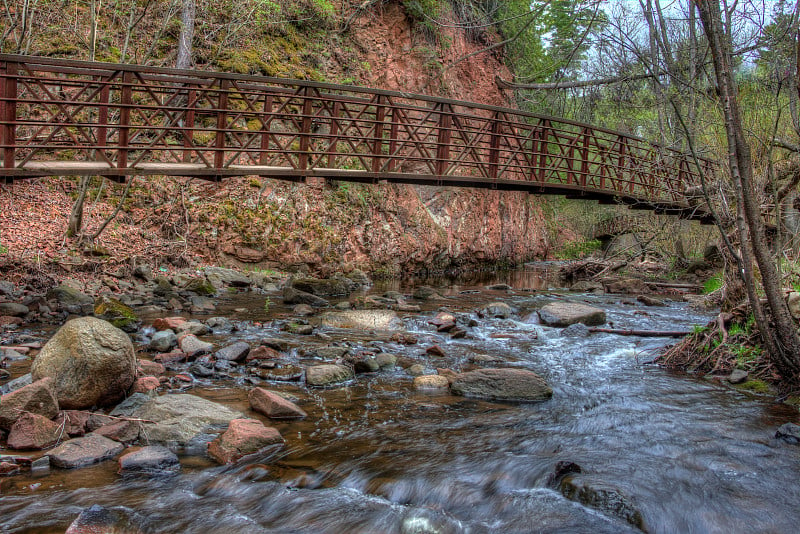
[0,54,717,222]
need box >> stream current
[1,269,799,533]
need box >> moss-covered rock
[183,277,216,296]
[94,295,140,332]
[734,379,773,395]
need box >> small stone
[375,352,398,369]
[0,377,59,430]
[413,286,439,300]
[293,304,315,316]
[94,420,141,443]
[0,461,20,476]
[306,364,354,387]
[31,456,50,475]
[246,345,283,361]
[131,376,160,394]
[538,302,606,327]
[482,302,515,318]
[487,283,512,291]
[776,422,800,444]
[65,504,139,534]
[413,375,450,390]
[149,330,178,352]
[153,317,187,332]
[407,364,425,376]
[0,303,29,317]
[215,341,251,362]
[426,345,446,357]
[637,295,666,307]
[137,360,166,376]
[55,411,90,437]
[179,334,213,356]
[249,388,308,419]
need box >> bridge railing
[0,54,716,214]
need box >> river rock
[179,334,213,356]
[561,323,590,337]
[149,330,178,352]
[56,410,90,437]
[208,418,284,464]
[450,368,552,402]
[570,280,605,293]
[317,309,401,330]
[413,286,439,300]
[153,317,186,332]
[538,302,606,327]
[203,267,251,288]
[110,393,243,445]
[184,277,216,296]
[283,286,330,307]
[290,277,350,297]
[46,284,93,307]
[7,412,62,450]
[249,388,307,419]
[559,475,645,530]
[728,369,748,384]
[306,364,354,387]
[65,505,142,534]
[94,420,141,444]
[482,302,515,318]
[375,352,398,369]
[636,295,665,307]
[175,320,210,336]
[604,278,648,294]
[0,302,29,317]
[118,445,180,475]
[48,433,124,468]
[31,317,137,410]
[344,353,380,373]
[776,422,800,444]
[0,377,59,429]
[215,341,251,362]
[414,375,450,390]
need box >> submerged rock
[450,368,552,402]
[290,277,350,297]
[413,375,450,390]
[776,423,800,444]
[538,302,606,327]
[283,286,330,308]
[559,475,645,530]
[31,317,137,410]
[65,504,143,534]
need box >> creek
[1,268,799,534]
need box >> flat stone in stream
[450,368,552,402]
[214,341,251,362]
[65,505,143,534]
[538,302,606,327]
[118,445,180,476]
[283,286,330,308]
[48,433,125,468]
[776,422,800,444]
[316,309,401,330]
[110,393,243,445]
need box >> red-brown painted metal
[0,54,716,219]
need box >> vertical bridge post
[215,79,230,171]
[436,103,452,177]
[118,71,133,169]
[1,60,17,170]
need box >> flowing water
[1,268,799,533]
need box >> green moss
[735,379,773,394]
[94,296,139,332]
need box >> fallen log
[588,327,690,338]
[645,281,702,290]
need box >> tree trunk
[176,0,195,69]
[695,0,800,381]
[67,176,90,239]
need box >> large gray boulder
[316,309,401,330]
[0,302,29,317]
[31,317,136,409]
[538,302,606,327]
[450,368,552,402]
[110,393,243,445]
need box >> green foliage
[264,296,271,312]
[736,379,772,394]
[556,238,602,259]
[702,272,724,294]
[691,324,708,335]
[0,244,7,254]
